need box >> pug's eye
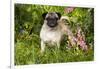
[45,18,49,20]
[56,18,59,20]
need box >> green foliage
[15,4,94,65]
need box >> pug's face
[42,12,61,28]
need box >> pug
[40,12,68,53]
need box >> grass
[15,33,94,65]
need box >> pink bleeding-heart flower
[64,7,75,13]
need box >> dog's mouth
[47,22,58,28]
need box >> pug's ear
[42,12,48,19]
[56,12,61,19]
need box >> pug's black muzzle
[47,19,58,28]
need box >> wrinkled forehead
[45,12,58,18]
